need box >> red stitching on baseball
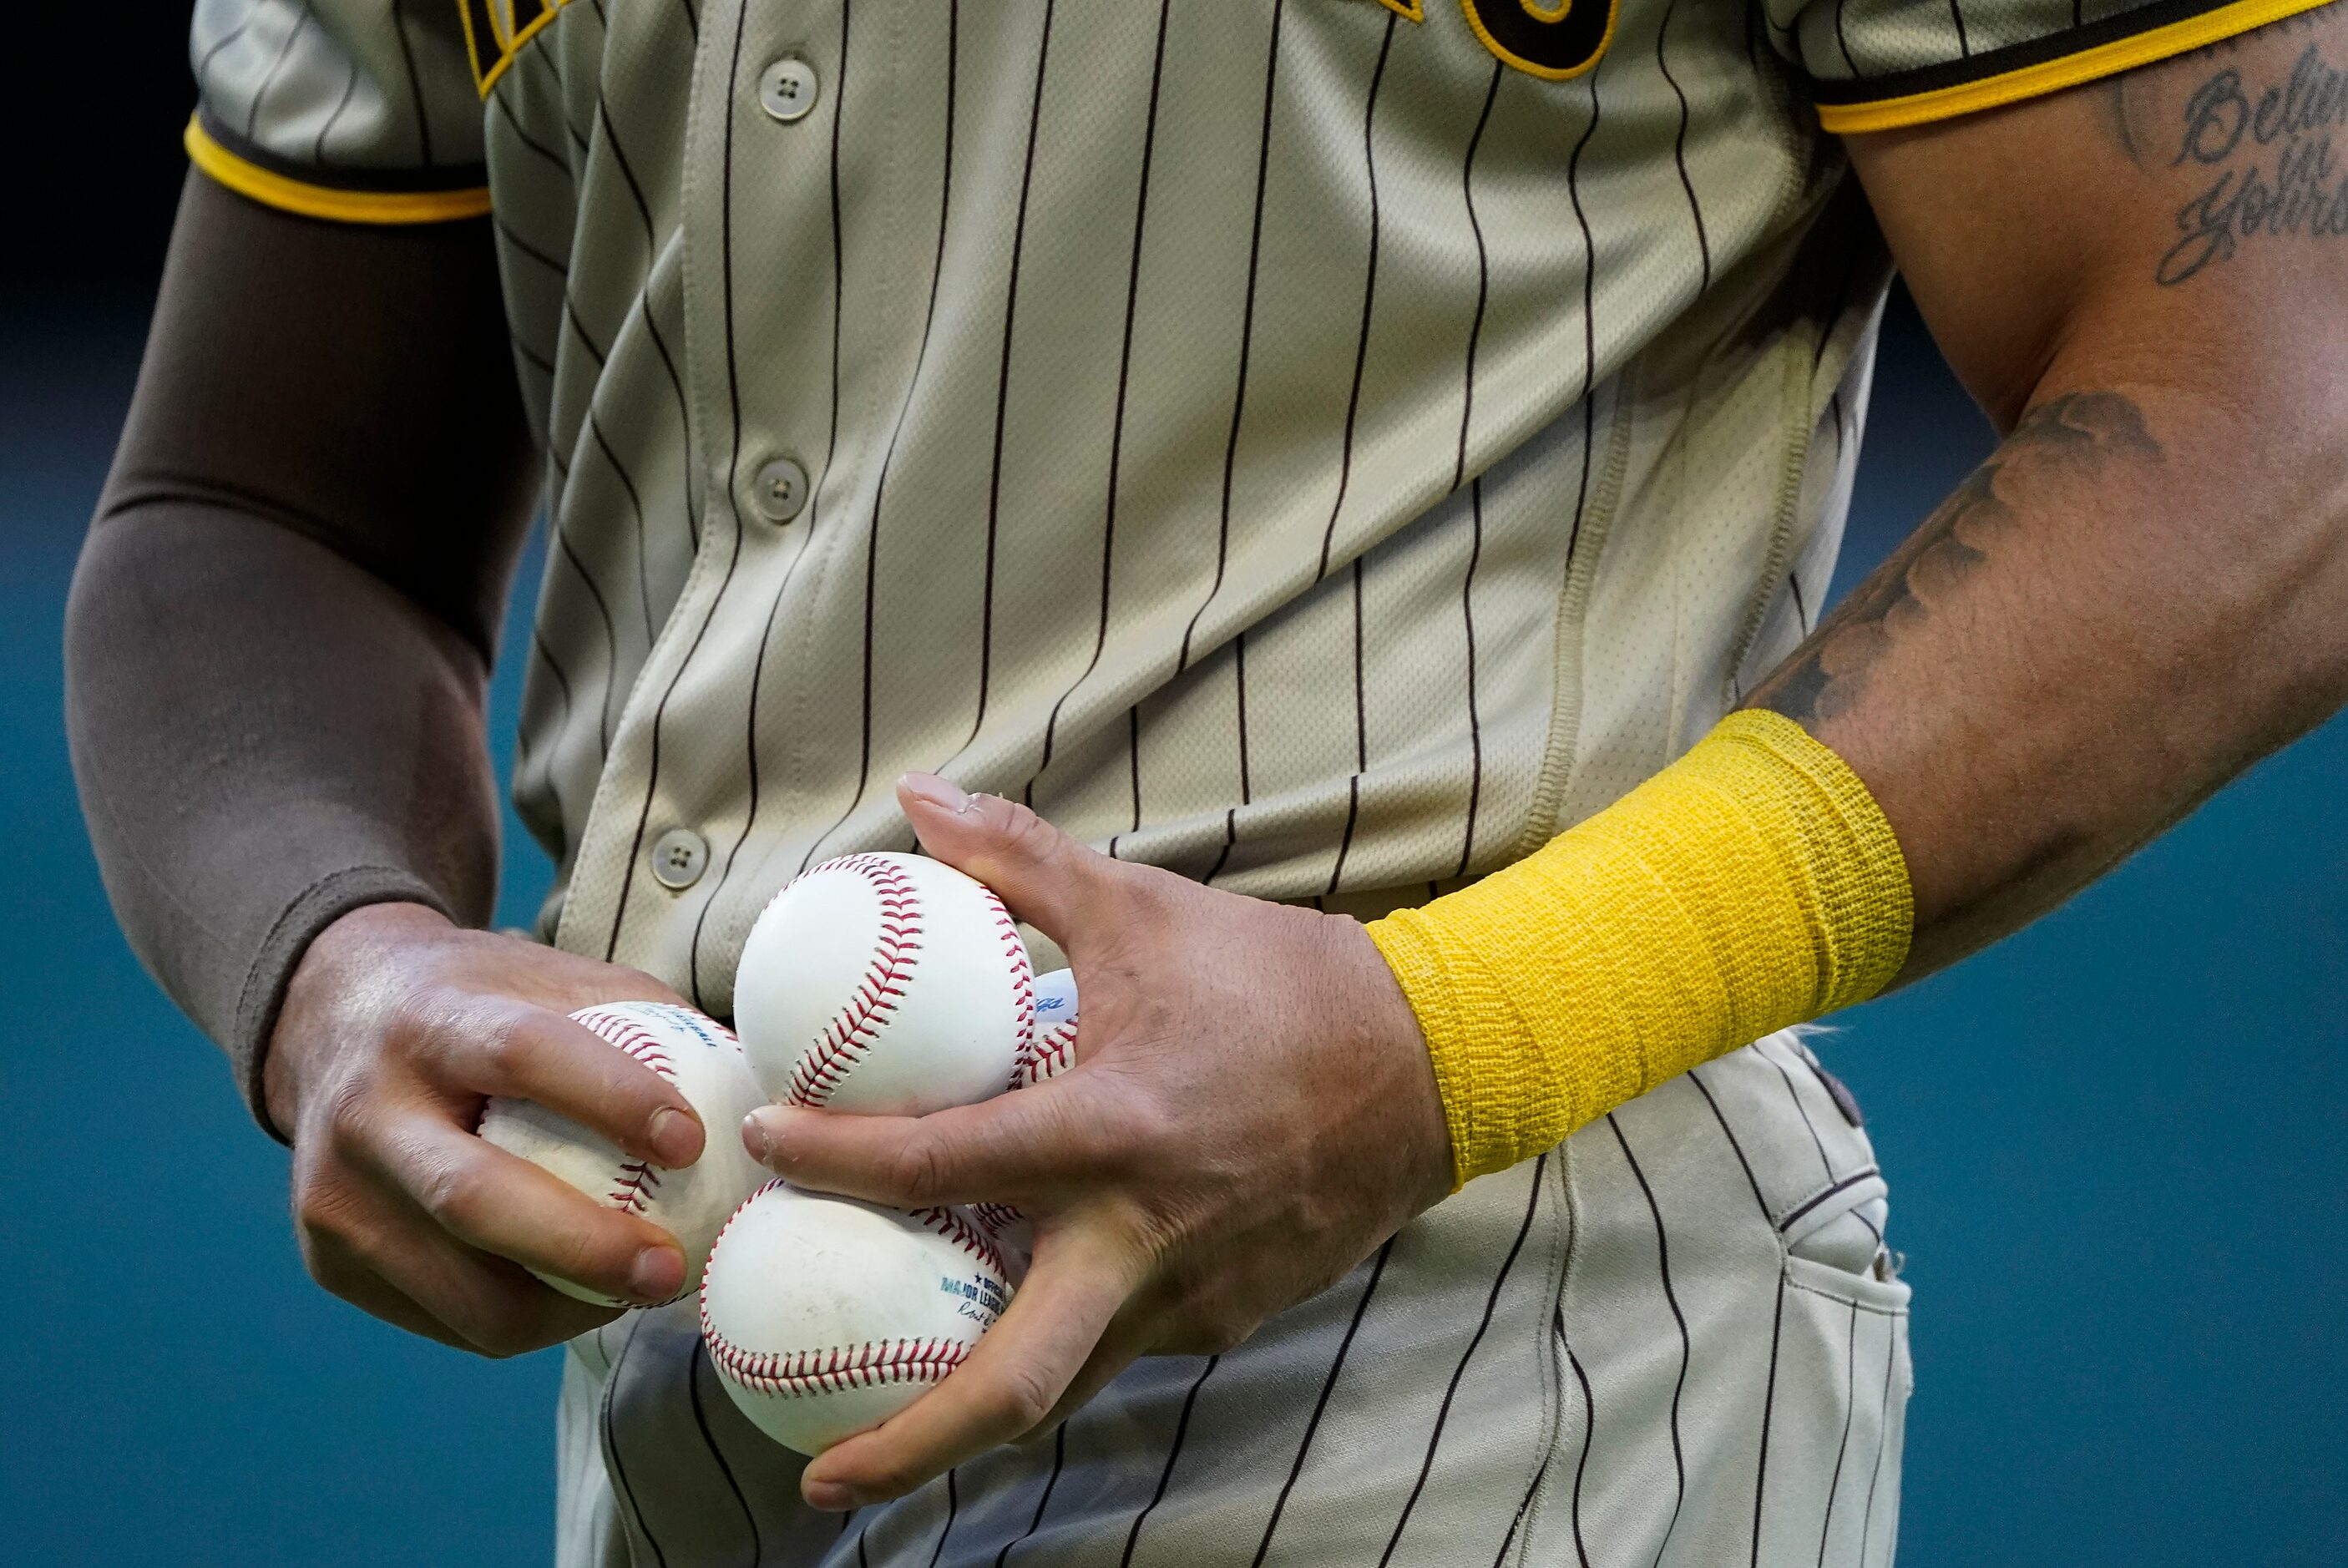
[573,1009,681,1220]
[1012,1017,1076,1090]
[969,1201,1025,1234]
[781,856,924,1108]
[701,1328,971,1399]
[997,902,1035,1071]
[913,1206,1008,1275]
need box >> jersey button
[758,58,820,123]
[650,827,711,891]
[751,457,810,522]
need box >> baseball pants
[555,1028,1911,1567]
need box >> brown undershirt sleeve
[65,169,540,1135]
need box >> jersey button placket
[751,457,810,523]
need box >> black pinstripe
[1322,12,1399,896]
[598,102,661,257]
[550,523,617,752]
[1177,0,1285,679]
[1856,1316,1899,1563]
[1610,1120,1692,1568]
[1491,1449,1552,1567]
[1816,1300,1860,1565]
[388,0,434,166]
[496,215,572,281]
[1250,1240,1396,1567]
[1377,1155,1549,1565]
[799,0,959,872]
[967,0,1056,744]
[493,76,574,180]
[585,409,655,643]
[565,296,610,367]
[1450,63,1501,880]
[1834,0,1862,79]
[245,1,315,139]
[1023,0,1177,808]
[989,1423,1066,1568]
[600,1316,669,1568]
[683,1339,762,1567]
[513,328,556,380]
[1767,1041,1836,1180]
[527,627,578,858]
[1313,10,1399,587]
[195,7,256,94]
[1118,1357,1220,1566]
[1949,0,1973,56]
[1688,1067,1775,1220]
[1748,1277,1788,1568]
[314,54,361,164]
[1561,1312,1597,1568]
[1657,0,1713,293]
[636,293,697,547]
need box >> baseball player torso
[184,0,2075,1560]
[200,0,1890,996]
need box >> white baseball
[700,1181,1012,1455]
[733,851,1035,1115]
[477,1002,771,1307]
[1015,966,1079,1089]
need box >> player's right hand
[263,901,706,1356]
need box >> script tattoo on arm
[2113,23,2348,285]
[1746,392,2163,728]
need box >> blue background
[3,290,2343,1564]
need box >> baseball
[733,851,1035,1115]
[1015,966,1079,1089]
[700,1181,1013,1456]
[477,1002,771,1308]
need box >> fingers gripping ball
[701,1181,1013,1455]
[477,1004,771,1307]
[735,852,1035,1115]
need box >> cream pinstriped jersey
[183,0,2317,1013]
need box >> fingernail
[803,1479,855,1512]
[899,771,973,814]
[741,1110,776,1164]
[648,1106,701,1167]
[629,1247,683,1303]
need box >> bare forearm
[1747,376,2348,977]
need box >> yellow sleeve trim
[1366,711,1913,1187]
[1819,0,2337,132]
[185,117,493,225]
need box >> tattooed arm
[1766,10,2348,979]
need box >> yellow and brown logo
[1382,0,1620,82]
[457,0,574,97]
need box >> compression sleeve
[1365,711,1913,1187]
[64,169,539,1133]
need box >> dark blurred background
[3,15,2344,1568]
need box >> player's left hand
[742,772,1455,1510]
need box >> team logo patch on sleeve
[457,0,573,97]
[1460,0,1620,80]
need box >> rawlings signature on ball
[700,1181,1012,1455]
[477,1002,770,1307]
[732,851,1035,1115]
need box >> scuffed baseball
[478,1002,771,1308]
[733,851,1035,1115]
[701,1181,1012,1455]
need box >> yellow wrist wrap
[1366,711,1912,1188]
